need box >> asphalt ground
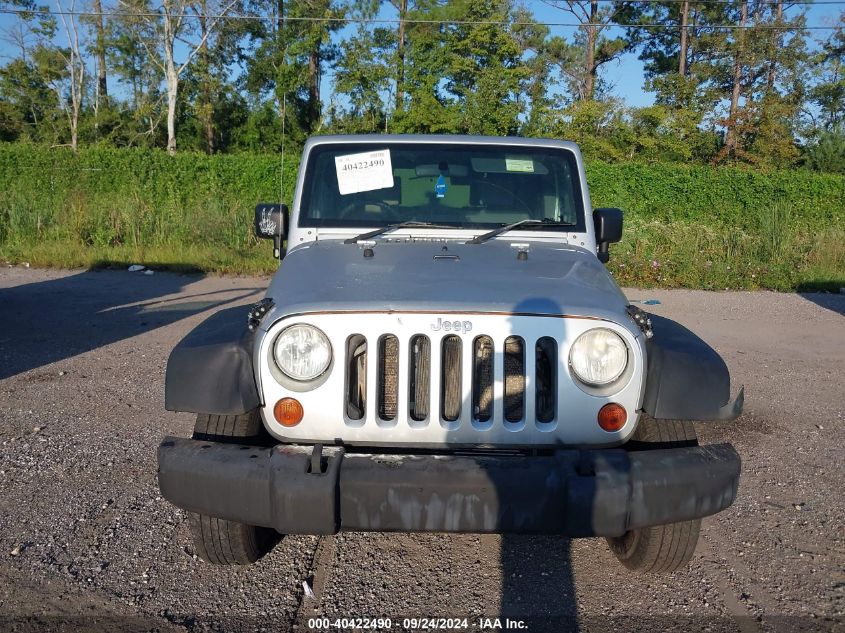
[0,267,843,633]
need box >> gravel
[0,268,843,633]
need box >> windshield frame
[295,140,588,235]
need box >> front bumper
[157,437,740,537]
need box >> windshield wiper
[344,221,455,244]
[466,218,573,244]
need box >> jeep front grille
[472,336,494,423]
[344,331,560,427]
[260,313,645,446]
[535,337,557,423]
[409,335,430,422]
[441,335,462,422]
[503,336,525,422]
[345,335,367,421]
[378,335,399,421]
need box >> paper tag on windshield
[505,157,534,173]
[335,150,394,195]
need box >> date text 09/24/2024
[307,618,528,630]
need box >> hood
[265,239,630,326]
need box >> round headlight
[569,328,628,386]
[273,324,332,381]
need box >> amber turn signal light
[597,403,627,432]
[274,397,304,427]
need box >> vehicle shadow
[0,268,265,380]
[796,289,845,317]
[499,535,578,632]
[490,297,599,632]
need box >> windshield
[298,142,586,232]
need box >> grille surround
[257,312,646,447]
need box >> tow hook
[309,443,327,474]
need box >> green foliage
[605,218,845,292]
[1,144,843,291]
[0,53,65,145]
[390,0,528,135]
[803,130,845,174]
[586,160,845,229]
[0,145,298,255]
[0,0,840,172]
[549,100,629,161]
[329,1,393,134]
[808,13,844,134]
[241,0,347,146]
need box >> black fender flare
[642,314,744,421]
[164,305,261,416]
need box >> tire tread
[187,411,280,566]
[606,415,702,573]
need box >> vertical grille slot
[441,335,462,422]
[378,335,399,421]
[504,336,525,422]
[409,335,430,421]
[535,337,557,423]
[472,336,494,422]
[345,335,367,420]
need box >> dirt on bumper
[158,438,740,537]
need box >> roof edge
[302,134,581,153]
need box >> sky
[0,0,842,112]
[527,0,844,108]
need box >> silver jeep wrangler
[158,135,743,573]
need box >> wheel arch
[164,305,261,416]
[642,314,743,421]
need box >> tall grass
[755,201,792,262]
[606,218,845,291]
[1,144,843,290]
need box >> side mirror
[593,207,623,263]
[254,203,288,259]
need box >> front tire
[606,416,702,573]
[189,512,280,566]
[191,410,266,443]
[188,411,281,565]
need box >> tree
[0,1,91,147]
[390,0,455,132]
[0,6,62,142]
[544,0,633,102]
[803,129,845,173]
[393,0,528,135]
[0,0,833,167]
[389,0,409,110]
[242,0,345,145]
[187,0,251,152]
[446,0,527,134]
[331,0,393,132]
[54,0,86,151]
[550,98,632,160]
[511,6,552,135]
[747,6,807,167]
[722,0,747,156]
[84,0,108,114]
[288,0,345,131]
[807,12,844,133]
[116,0,239,153]
[0,56,62,142]
[712,0,807,166]
[621,0,727,110]
[106,13,166,145]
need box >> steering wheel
[337,200,401,222]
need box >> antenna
[275,93,286,260]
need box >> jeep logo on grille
[431,318,473,334]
